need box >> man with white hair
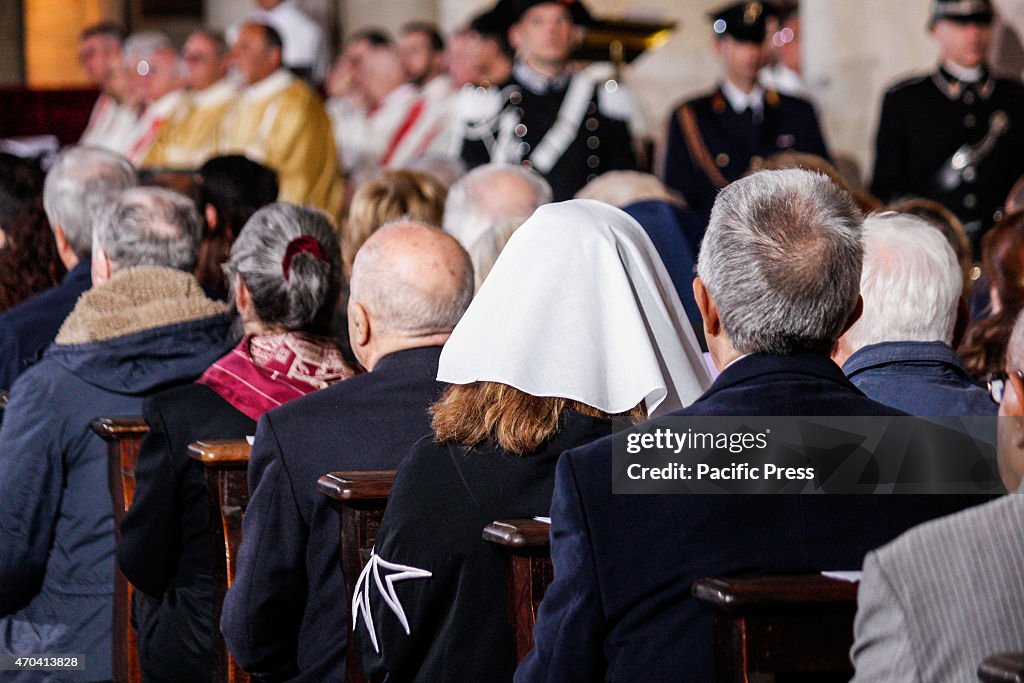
[120,31,188,165]
[222,222,473,681]
[0,187,232,681]
[0,146,136,394]
[850,310,1024,682]
[834,212,994,417]
[444,163,552,289]
[517,169,979,682]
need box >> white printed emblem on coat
[352,549,433,653]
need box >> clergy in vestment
[221,22,343,215]
[144,31,238,169]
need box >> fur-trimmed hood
[45,266,234,395]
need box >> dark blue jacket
[622,200,705,348]
[663,88,830,222]
[516,353,984,683]
[0,290,231,682]
[221,346,446,682]
[843,341,995,418]
[0,261,91,394]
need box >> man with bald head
[222,222,474,681]
[220,21,342,213]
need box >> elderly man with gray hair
[834,212,995,417]
[0,187,233,682]
[222,221,473,681]
[120,31,187,164]
[519,169,980,683]
[444,163,552,290]
[0,146,137,394]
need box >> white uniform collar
[143,90,186,119]
[721,79,765,114]
[943,60,984,83]
[242,69,294,102]
[421,74,454,103]
[514,61,572,95]
[191,78,237,109]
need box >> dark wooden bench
[980,653,1024,682]
[692,574,860,682]
[317,470,396,683]
[482,519,554,663]
[91,417,150,683]
[187,439,252,683]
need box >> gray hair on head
[844,212,962,349]
[1007,310,1024,372]
[350,220,474,335]
[43,145,138,261]
[443,164,551,289]
[224,202,342,335]
[697,168,864,355]
[92,186,201,273]
[123,31,175,62]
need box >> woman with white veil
[353,199,711,682]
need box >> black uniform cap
[930,0,994,26]
[709,1,774,43]
[481,0,594,32]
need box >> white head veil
[437,199,712,416]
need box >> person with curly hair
[959,211,1024,381]
[0,201,66,314]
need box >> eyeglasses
[988,370,1024,404]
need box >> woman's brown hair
[343,169,447,275]
[431,381,646,455]
[0,200,65,313]
[959,211,1024,381]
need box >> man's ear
[92,246,112,285]
[1005,370,1024,419]
[205,204,218,233]
[53,222,69,252]
[952,295,970,349]
[838,295,864,338]
[508,25,522,51]
[348,300,371,349]
[693,277,720,338]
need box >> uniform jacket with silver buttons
[871,67,1024,252]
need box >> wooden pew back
[482,519,554,663]
[692,575,859,682]
[317,471,396,683]
[91,417,150,683]
[187,439,252,683]
[979,653,1024,682]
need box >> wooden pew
[691,575,859,682]
[980,653,1024,682]
[317,471,396,683]
[482,519,554,663]
[187,439,252,683]
[91,417,150,683]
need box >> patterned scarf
[198,332,360,420]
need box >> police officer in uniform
[872,0,1024,252]
[663,1,830,221]
[456,0,637,201]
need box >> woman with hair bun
[118,203,359,682]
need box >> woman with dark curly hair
[959,211,1024,382]
[0,200,66,314]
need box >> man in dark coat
[0,187,232,682]
[220,222,475,681]
[662,1,830,222]
[457,0,637,201]
[0,146,137,396]
[871,0,1024,252]
[516,169,983,683]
